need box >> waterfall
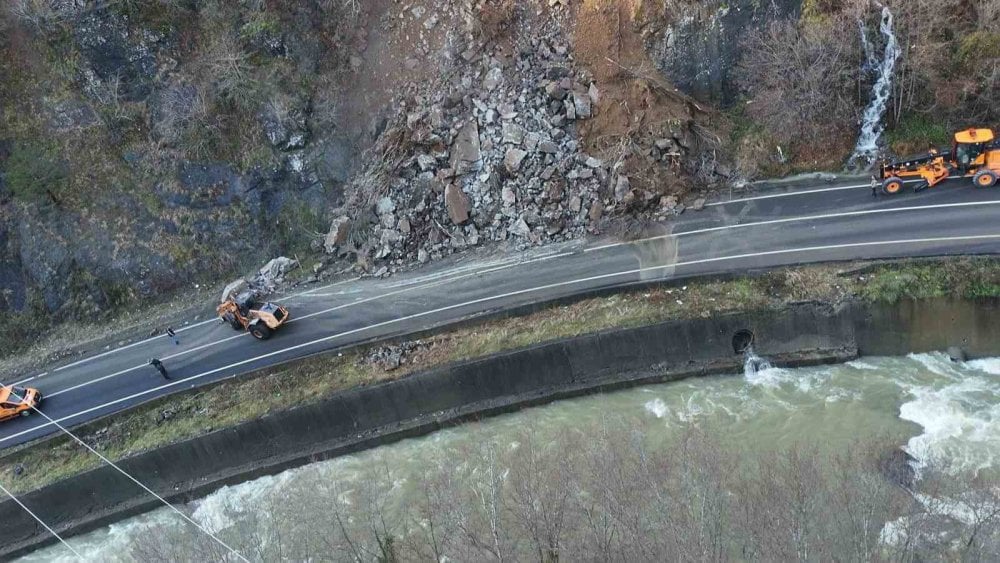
[849,5,901,168]
[858,19,878,75]
[743,345,773,378]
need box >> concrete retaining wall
[3,297,999,560]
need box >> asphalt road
[2,177,999,448]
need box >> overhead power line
[0,479,82,559]
[3,385,249,562]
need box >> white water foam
[644,398,669,419]
[899,375,1000,476]
[967,357,1000,376]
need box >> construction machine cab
[952,128,994,172]
[234,291,255,317]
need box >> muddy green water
[21,353,1000,561]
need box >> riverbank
[3,258,1000,559]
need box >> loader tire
[223,313,242,331]
[974,170,998,188]
[249,323,272,340]
[882,177,904,195]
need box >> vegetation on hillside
[734,0,1000,172]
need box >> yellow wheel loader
[877,128,1000,195]
[217,291,290,340]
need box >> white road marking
[586,200,1000,253]
[38,251,576,399]
[6,233,998,446]
[9,372,45,386]
[45,277,364,375]
[706,179,925,207]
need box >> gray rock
[50,99,99,131]
[947,346,967,363]
[510,216,531,237]
[524,132,540,152]
[691,198,707,211]
[502,122,525,145]
[540,165,556,180]
[380,229,401,245]
[417,249,430,263]
[220,278,249,303]
[879,448,917,489]
[655,138,673,150]
[545,180,564,201]
[573,90,592,119]
[585,156,603,168]
[588,83,600,106]
[376,196,396,215]
[285,132,308,151]
[544,81,567,100]
[417,154,437,171]
[539,140,560,154]
[546,219,565,235]
[589,201,603,223]
[568,195,582,212]
[398,217,411,234]
[380,213,396,229]
[450,121,483,175]
[445,184,471,224]
[504,148,528,174]
[501,186,517,205]
[483,67,503,91]
[259,257,298,285]
[324,216,351,253]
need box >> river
[22,353,1000,561]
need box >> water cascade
[742,345,773,378]
[849,5,901,168]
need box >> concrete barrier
[3,297,998,559]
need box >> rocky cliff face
[648,0,802,106]
[0,0,754,352]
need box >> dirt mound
[571,0,718,197]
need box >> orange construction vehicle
[217,291,290,340]
[877,128,1000,195]
[0,386,42,422]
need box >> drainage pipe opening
[733,330,755,355]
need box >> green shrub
[4,141,67,204]
[886,115,952,156]
[956,31,1000,67]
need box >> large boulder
[220,278,249,303]
[324,216,351,254]
[258,257,299,285]
[449,121,482,175]
[445,184,470,225]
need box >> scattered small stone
[504,148,528,174]
[483,67,503,91]
[501,186,517,205]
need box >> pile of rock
[324,17,633,272]
[364,340,425,372]
[220,256,299,302]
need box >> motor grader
[217,291,289,340]
[877,128,1000,195]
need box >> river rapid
[22,353,1000,561]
